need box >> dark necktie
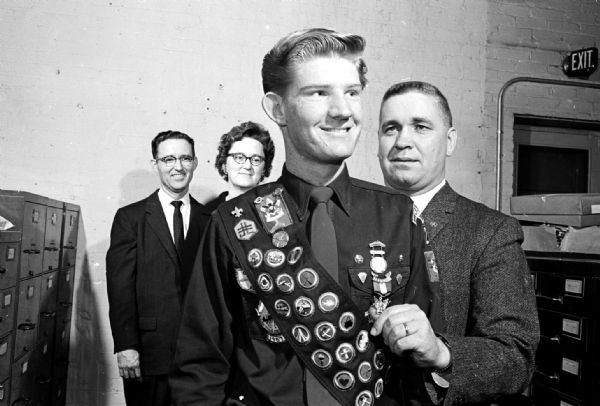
[171,200,184,259]
[306,186,339,405]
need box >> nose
[173,158,184,170]
[241,157,253,170]
[393,127,413,150]
[328,92,352,120]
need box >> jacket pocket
[138,317,157,331]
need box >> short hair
[215,121,275,182]
[382,81,453,127]
[151,130,195,158]
[262,28,368,95]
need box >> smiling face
[378,91,456,196]
[152,138,198,199]
[224,137,266,194]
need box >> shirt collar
[157,187,191,209]
[410,179,446,214]
[279,163,352,220]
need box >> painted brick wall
[0,1,598,404]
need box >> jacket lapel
[421,183,457,242]
[145,191,179,266]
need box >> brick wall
[0,1,598,404]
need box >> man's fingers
[134,367,142,379]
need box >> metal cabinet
[528,251,600,406]
[0,191,79,406]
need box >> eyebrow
[298,83,362,93]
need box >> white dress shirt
[410,180,446,215]
[157,188,191,241]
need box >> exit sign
[562,47,598,77]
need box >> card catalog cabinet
[527,251,600,406]
[0,191,79,406]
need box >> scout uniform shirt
[170,166,441,406]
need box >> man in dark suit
[374,81,539,405]
[106,130,212,406]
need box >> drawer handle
[36,377,51,384]
[535,369,559,382]
[11,397,31,405]
[535,293,563,304]
[44,247,59,252]
[64,245,75,250]
[0,267,6,274]
[540,334,560,344]
[18,323,36,331]
[60,301,72,307]
[40,312,56,319]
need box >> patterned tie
[171,200,184,259]
[306,186,339,405]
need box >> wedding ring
[403,322,409,337]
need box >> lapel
[185,195,212,253]
[145,191,179,266]
[421,183,458,242]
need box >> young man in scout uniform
[170,29,450,406]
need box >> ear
[262,92,287,127]
[446,127,457,157]
[150,159,159,172]
[191,156,199,171]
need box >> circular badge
[276,273,295,294]
[287,246,303,264]
[254,196,263,204]
[297,268,319,290]
[294,296,315,318]
[374,378,384,399]
[265,249,286,268]
[274,299,291,318]
[370,256,388,274]
[355,390,374,406]
[311,349,333,369]
[292,324,311,345]
[373,349,386,371]
[318,292,339,312]
[355,330,370,352]
[315,321,336,342]
[339,312,356,333]
[333,370,355,391]
[354,254,364,264]
[357,361,373,383]
[257,273,273,292]
[335,343,356,364]
[272,230,290,248]
[247,248,263,268]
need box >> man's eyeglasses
[154,155,195,168]
[227,153,265,166]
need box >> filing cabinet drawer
[0,288,16,338]
[42,204,62,273]
[57,269,73,305]
[535,338,588,399]
[10,351,35,406]
[53,321,71,363]
[20,202,46,278]
[33,340,53,406]
[39,272,58,315]
[0,242,19,291]
[38,311,56,344]
[62,209,79,251]
[538,309,589,355]
[0,376,10,406]
[15,278,42,359]
[530,381,582,406]
[0,334,13,382]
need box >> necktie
[171,200,184,259]
[306,186,339,405]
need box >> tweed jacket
[422,184,539,405]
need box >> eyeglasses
[227,153,265,166]
[154,155,195,168]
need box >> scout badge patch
[254,188,293,233]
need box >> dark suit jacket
[422,184,539,405]
[106,190,215,375]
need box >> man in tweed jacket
[374,81,539,405]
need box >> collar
[157,187,191,209]
[279,163,352,220]
[410,179,446,214]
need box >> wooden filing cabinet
[0,191,79,406]
[527,251,600,406]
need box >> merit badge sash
[220,183,387,406]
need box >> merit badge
[235,268,255,292]
[292,324,311,344]
[256,301,284,343]
[315,321,336,342]
[339,312,356,333]
[274,299,291,318]
[358,272,367,284]
[355,330,370,352]
[272,230,289,248]
[265,249,286,268]
[424,250,440,282]
[318,292,339,312]
[333,370,355,391]
[231,207,243,217]
[235,219,258,240]
[255,188,293,233]
[247,248,263,268]
[356,390,374,406]
[354,254,364,264]
[294,296,315,318]
[335,343,356,364]
[312,349,333,369]
[257,273,274,292]
[297,268,319,290]
[373,350,386,371]
[357,361,373,383]
[287,246,303,264]
[374,378,384,399]
[276,274,295,294]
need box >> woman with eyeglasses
[213,121,275,202]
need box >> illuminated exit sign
[562,47,598,77]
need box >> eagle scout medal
[357,361,372,383]
[312,349,333,369]
[335,343,356,364]
[256,301,285,343]
[255,188,293,233]
[356,390,374,406]
[424,250,440,282]
[265,249,285,267]
[235,268,255,292]
[315,321,336,342]
[272,230,289,248]
[234,219,258,240]
[369,241,392,314]
[333,371,355,391]
[247,248,263,268]
[287,246,303,264]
